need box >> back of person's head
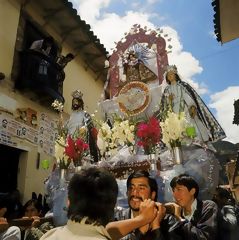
[170,174,199,199]
[213,187,234,206]
[126,170,158,201]
[67,167,118,226]
[5,190,23,219]
[216,187,231,199]
[0,193,22,219]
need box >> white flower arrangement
[161,111,187,148]
[54,136,70,169]
[97,119,135,157]
[51,99,64,112]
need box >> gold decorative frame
[118,81,150,116]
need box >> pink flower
[136,117,161,154]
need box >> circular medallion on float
[117,81,150,116]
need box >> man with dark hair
[126,170,158,214]
[41,167,118,239]
[168,173,218,239]
[116,170,168,240]
[40,168,157,240]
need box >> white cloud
[72,1,209,101]
[92,11,155,51]
[74,0,110,24]
[209,86,239,143]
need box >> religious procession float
[46,25,227,225]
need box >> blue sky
[71,0,239,143]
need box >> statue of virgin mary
[158,65,226,144]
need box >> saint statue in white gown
[159,65,226,144]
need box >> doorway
[0,144,22,193]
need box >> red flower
[136,117,161,154]
[64,136,77,159]
[64,136,89,165]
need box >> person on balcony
[30,37,54,57]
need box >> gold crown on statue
[71,90,83,99]
[165,65,178,74]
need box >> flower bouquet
[160,111,187,148]
[136,117,161,155]
[64,135,89,166]
[160,111,187,164]
[97,119,135,158]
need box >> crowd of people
[0,191,53,240]
[1,168,238,240]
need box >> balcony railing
[16,49,65,104]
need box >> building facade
[0,0,107,203]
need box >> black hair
[67,167,118,226]
[41,36,54,52]
[214,187,232,200]
[0,194,8,209]
[66,53,74,59]
[127,170,158,201]
[72,98,84,110]
[170,174,199,198]
[23,199,43,215]
[44,36,54,44]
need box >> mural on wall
[0,113,38,146]
[0,109,57,156]
[16,108,38,127]
[38,112,57,156]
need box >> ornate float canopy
[108,24,169,98]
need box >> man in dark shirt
[116,170,174,240]
[167,174,218,240]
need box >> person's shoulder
[4,226,21,237]
[201,199,218,209]
[202,199,216,205]
[39,226,63,240]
